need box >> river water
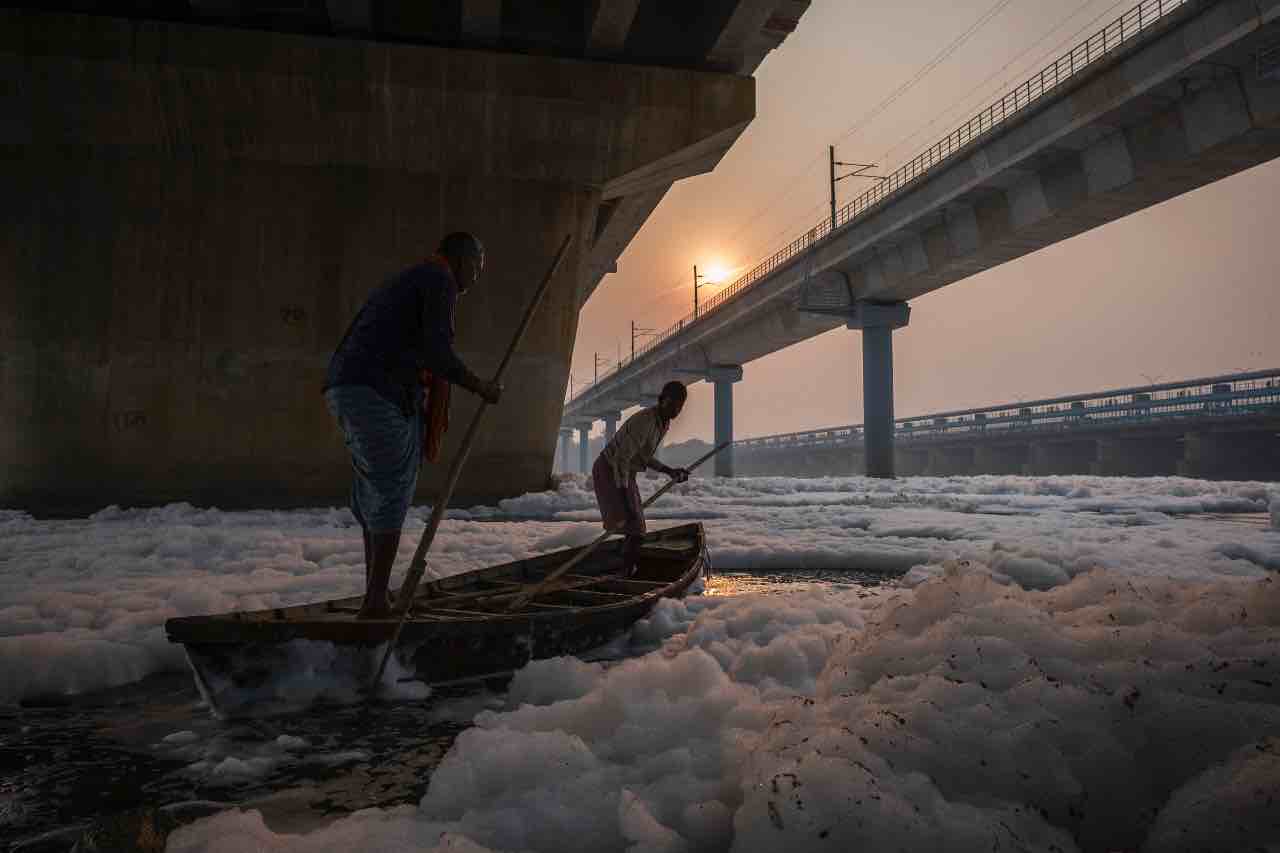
[2,568,891,851]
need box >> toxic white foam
[167,559,1279,852]
[2,476,1277,706]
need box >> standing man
[323,232,501,619]
[592,381,691,575]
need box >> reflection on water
[1194,512,1272,527]
[703,569,892,597]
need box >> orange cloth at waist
[419,370,450,462]
[419,252,455,463]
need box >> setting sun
[701,262,733,284]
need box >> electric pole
[693,265,705,319]
[631,320,655,361]
[829,145,884,232]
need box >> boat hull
[168,523,707,713]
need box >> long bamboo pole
[368,234,573,693]
[505,442,729,612]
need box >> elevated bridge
[730,368,1280,481]
[563,0,1280,479]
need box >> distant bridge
[731,368,1280,480]
[562,0,1280,480]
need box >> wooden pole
[368,233,573,694]
[505,442,730,612]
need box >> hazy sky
[570,0,1280,444]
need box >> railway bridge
[729,368,1280,481]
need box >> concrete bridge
[563,0,1280,479]
[1,1,810,513]
[725,368,1280,481]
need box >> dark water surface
[2,569,886,851]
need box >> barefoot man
[323,232,501,619]
[592,381,691,575]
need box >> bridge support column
[711,366,743,477]
[578,424,593,475]
[674,365,743,477]
[558,428,573,475]
[714,381,735,477]
[2,11,760,513]
[602,413,620,444]
[850,303,911,478]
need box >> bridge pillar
[711,366,743,477]
[2,11,759,512]
[674,365,743,477]
[578,424,593,476]
[558,428,573,475]
[849,303,910,478]
[602,412,621,444]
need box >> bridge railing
[568,0,1191,411]
[735,370,1280,452]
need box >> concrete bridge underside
[0,3,808,513]
[565,0,1280,477]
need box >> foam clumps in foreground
[168,561,1280,853]
[4,475,1276,706]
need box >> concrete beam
[325,0,372,33]
[587,0,642,57]
[705,0,810,75]
[460,0,503,44]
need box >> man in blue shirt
[324,232,501,619]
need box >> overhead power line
[832,0,1021,147]
[717,0,1023,268]
[877,0,1126,166]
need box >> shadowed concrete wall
[0,11,754,512]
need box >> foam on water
[166,561,1280,852]
[3,474,1277,705]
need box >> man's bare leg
[622,534,642,578]
[358,530,401,619]
[362,526,372,591]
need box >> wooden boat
[165,523,707,712]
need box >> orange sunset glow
[571,0,1280,446]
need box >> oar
[505,441,730,612]
[368,233,573,694]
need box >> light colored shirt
[601,407,670,488]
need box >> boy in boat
[592,381,691,576]
[323,232,502,620]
